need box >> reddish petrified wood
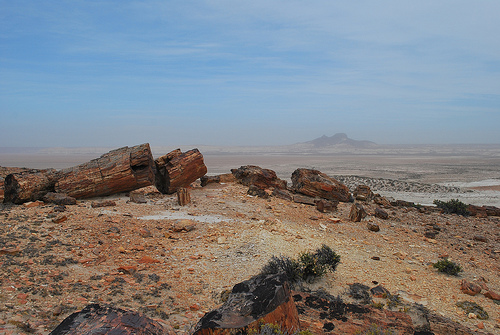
[200,173,236,187]
[0,178,4,203]
[291,168,350,202]
[192,273,300,335]
[177,187,191,206]
[155,148,207,194]
[55,144,155,199]
[231,165,287,190]
[49,303,172,335]
[350,203,367,222]
[4,169,58,204]
[468,204,500,217]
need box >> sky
[1,1,500,147]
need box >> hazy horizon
[1,1,500,147]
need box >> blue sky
[1,1,499,147]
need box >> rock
[293,291,415,334]
[316,199,338,213]
[129,192,147,204]
[374,207,389,220]
[374,195,392,208]
[247,184,269,198]
[428,312,486,335]
[460,280,482,296]
[370,285,390,298]
[53,215,68,224]
[271,188,294,201]
[49,303,171,335]
[192,273,300,335]
[349,203,367,222]
[468,204,500,217]
[4,168,58,204]
[200,173,236,187]
[293,194,318,206]
[91,200,116,208]
[473,235,488,243]
[177,187,191,206]
[291,168,350,202]
[23,200,44,208]
[484,290,500,301]
[424,230,438,239]
[231,165,287,190]
[172,219,196,232]
[353,185,374,201]
[43,192,77,205]
[367,222,380,232]
[137,255,160,264]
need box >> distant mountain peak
[306,133,376,148]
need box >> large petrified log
[192,273,300,335]
[49,303,172,335]
[291,168,351,202]
[55,144,155,199]
[468,204,500,217]
[0,178,4,203]
[155,148,207,194]
[231,165,287,190]
[4,169,58,204]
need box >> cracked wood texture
[4,169,58,204]
[155,148,207,194]
[55,143,155,199]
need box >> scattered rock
[374,195,392,208]
[460,280,482,296]
[172,219,196,232]
[177,187,191,205]
[473,235,488,243]
[293,194,317,206]
[247,184,269,198]
[370,285,390,298]
[484,290,500,301]
[53,215,68,224]
[200,173,236,186]
[374,207,389,220]
[231,165,287,190]
[272,188,294,201]
[349,203,367,222]
[367,222,380,232]
[129,192,147,204]
[316,199,339,213]
[91,200,116,208]
[43,192,77,205]
[291,168,350,202]
[23,200,44,208]
[353,185,374,201]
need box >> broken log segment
[193,273,300,335]
[231,165,287,190]
[291,168,351,202]
[4,169,58,204]
[49,303,173,335]
[155,148,207,194]
[177,187,191,206]
[55,143,155,199]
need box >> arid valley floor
[1,145,500,334]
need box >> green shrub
[261,244,340,284]
[433,199,470,216]
[432,259,462,276]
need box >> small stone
[367,222,380,232]
[217,236,227,244]
[477,322,484,329]
[374,208,389,220]
[137,255,160,264]
[91,200,116,208]
[468,313,477,319]
[118,246,126,253]
[129,192,147,204]
[139,228,152,238]
[460,280,482,296]
[484,290,500,301]
[370,285,389,298]
[190,303,200,311]
[328,217,341,223]
[349,203,367,222]
[473,235,488,243]
[53,215,68,224]
[23,200,44,208]
[371,256,380,261]
[393,251,408,260]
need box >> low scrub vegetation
[261,244,340,284]
[432,259,462,276]
[433,199,470,216]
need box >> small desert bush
[456,301,489,320]
[432,259,462,276]
[433,199,470,216]
[261,244,340,284]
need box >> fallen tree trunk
[193,273,300,335]
[4,169,58,204]
[155,148,207,194]
[55,144,155,199]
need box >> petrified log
[192,273,300,335]
[55,144,155,199]
[350,203,367,222]
[316,199,338,213]
[49,303,172,335]
[293,291,415,334]
[353,185,374,201]
[231,165,287,190]
[0,178,4,203]
[155,148,207,194]
[177,187,191,206]
[4,169,58,204]
[42,192,77,205]
[291,168,350,202]
[468,204,500,217]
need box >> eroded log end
[193,273,300,335]
[155,148,207,194]
[4,169,58,204]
